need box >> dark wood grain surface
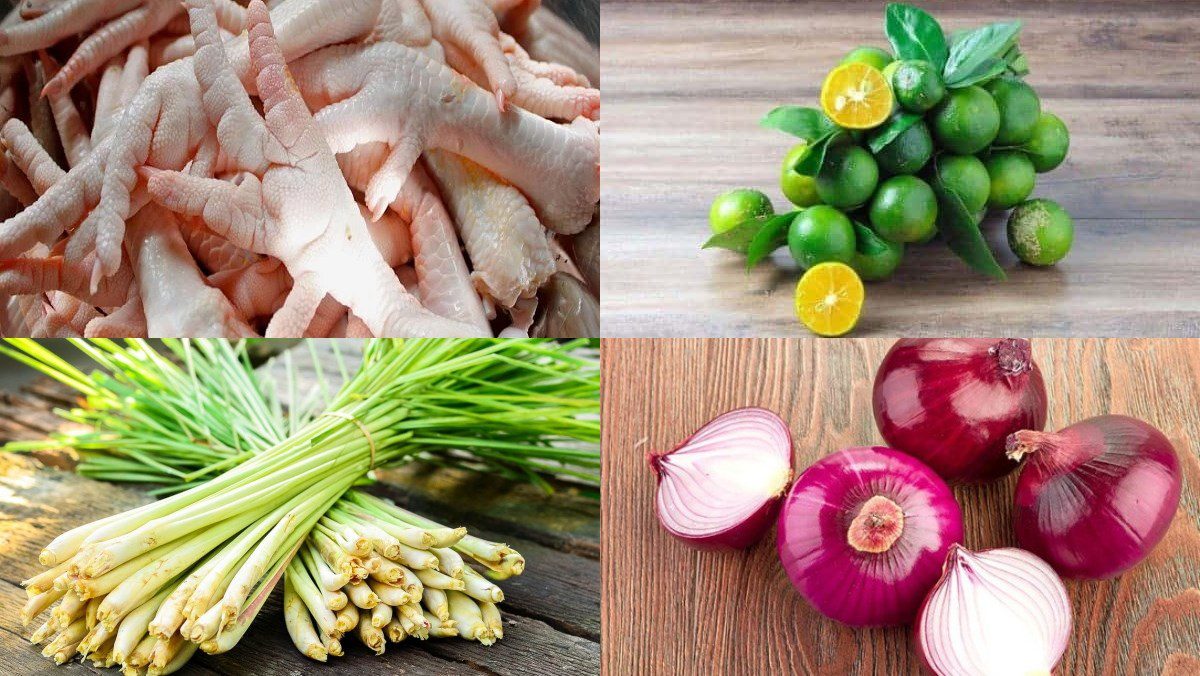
[0,345,600,676]
[601,338,1200,674]
[599,1,1200,336]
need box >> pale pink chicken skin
[142,0,484,337]
[291,40,600,233]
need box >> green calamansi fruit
[881,60,902,85]
[708,188,773,234]
[1021,113,1070,172]
[869,175,938,243]
[873,120,933,175]
[815,145,879,209]
[1007,198,1073,265]
[850,221,904,281]
[891,60,946,113]
[787,205,857,269]
[781,143,821,207]
[932,154,991,213]
[840,46,893,72]
[983,151,1036,209]
[985,77,1042,145]
[930,85,1000,154]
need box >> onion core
[776,447,962,626]
[917,545,1072,676]
[1008,414,1182,579]
[872,338,1048,483]
[649,407,793,549]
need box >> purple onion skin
[873,338,1048,483]
[776,447,963,627]
[1013,415,1182,579]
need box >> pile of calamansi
[705,4,1073,336]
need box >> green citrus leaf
[944,21,1021,85]
[745,211,801,269]
[867,112,922,154]
[946,57,1007,89]
[760,106,836,141]
[885,3,948,72]
[702,215,772,254]
[792,130,841,177]
[933,160,1006,279]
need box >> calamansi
[794,262,865,337]
[820,63,894,130]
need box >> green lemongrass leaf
[792,130,841,176]
[944,21,1021,84]
[759,106,836,141]
[885,3,948,71]
[746,211,800,269]
[867,111,922,154]
[702,215,771,254]
[945,57,1007,89]
[932,161,1006,279]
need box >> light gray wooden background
[600,0,1200,337]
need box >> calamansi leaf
[760,106,836,141]
[867,112,922,154]
[792,130,842,176]
[702,215,773,254]
[885,4,948,72]
[944,21,1021,85]
[746,211,800,269]
[932,161,1006,279]
[946,57,1007,89]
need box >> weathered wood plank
[600,1,1200,336]
[601,338,1200,675]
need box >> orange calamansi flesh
[794,262,865,336]
[820,63,894,130]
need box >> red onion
[872,338,1048,483]
[1008,414,1182,579]
[776,447,963,626]
[916,546,1072,676]
[648,407,793,549]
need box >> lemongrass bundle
[14,339,598,671]
[284,491,517,660]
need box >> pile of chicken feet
[0,0,600,337]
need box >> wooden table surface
[601,338,1200,674]
[0,344,600,676]
[599,1,1200,337]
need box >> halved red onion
[873,338,1048,483]
[917,546,1072,676]
[1008,414,1182,579]
[776,447,962,626]
[648,407,793,549]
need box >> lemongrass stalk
[23,560,72,594]
[199,538,294,656]
[398,603,430,640]
[358,620,386,655]
[391,541,439,570]
[113,586,172,663]
[386,616,407,642]
[310,529,357,575]
[77,537,192,600]
[345,580,379,609]
[337,502,435,548]
[287,558,339,639]
[97,510,261,630]
[86,596,101,629]
[432,547,466,579]
[319,520,370,557]
[461,566,505,603]
[426,611,458,638]
[126,634,157,668]
[52,592,85,626]
[368,557,406,585]
[415,567,465,591]
[43,618,86,657]
[333,603,358,635]
[325,637,343,657]
[53,573,72,592]
[361,555,382,574]
[148,641,197,676]
[303,544,349,591]
[366,579,410,607]
[396,564,423,601]
[283,575,327,662]
[323,588,348,611]
[30,619,56,643]
[422,587,450,622]
[447,591,493,645]
[370,602,393,629]
[150,632,184,670]
[328,511,400,558]
[479,601,503,639]
[21,586,65,625]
